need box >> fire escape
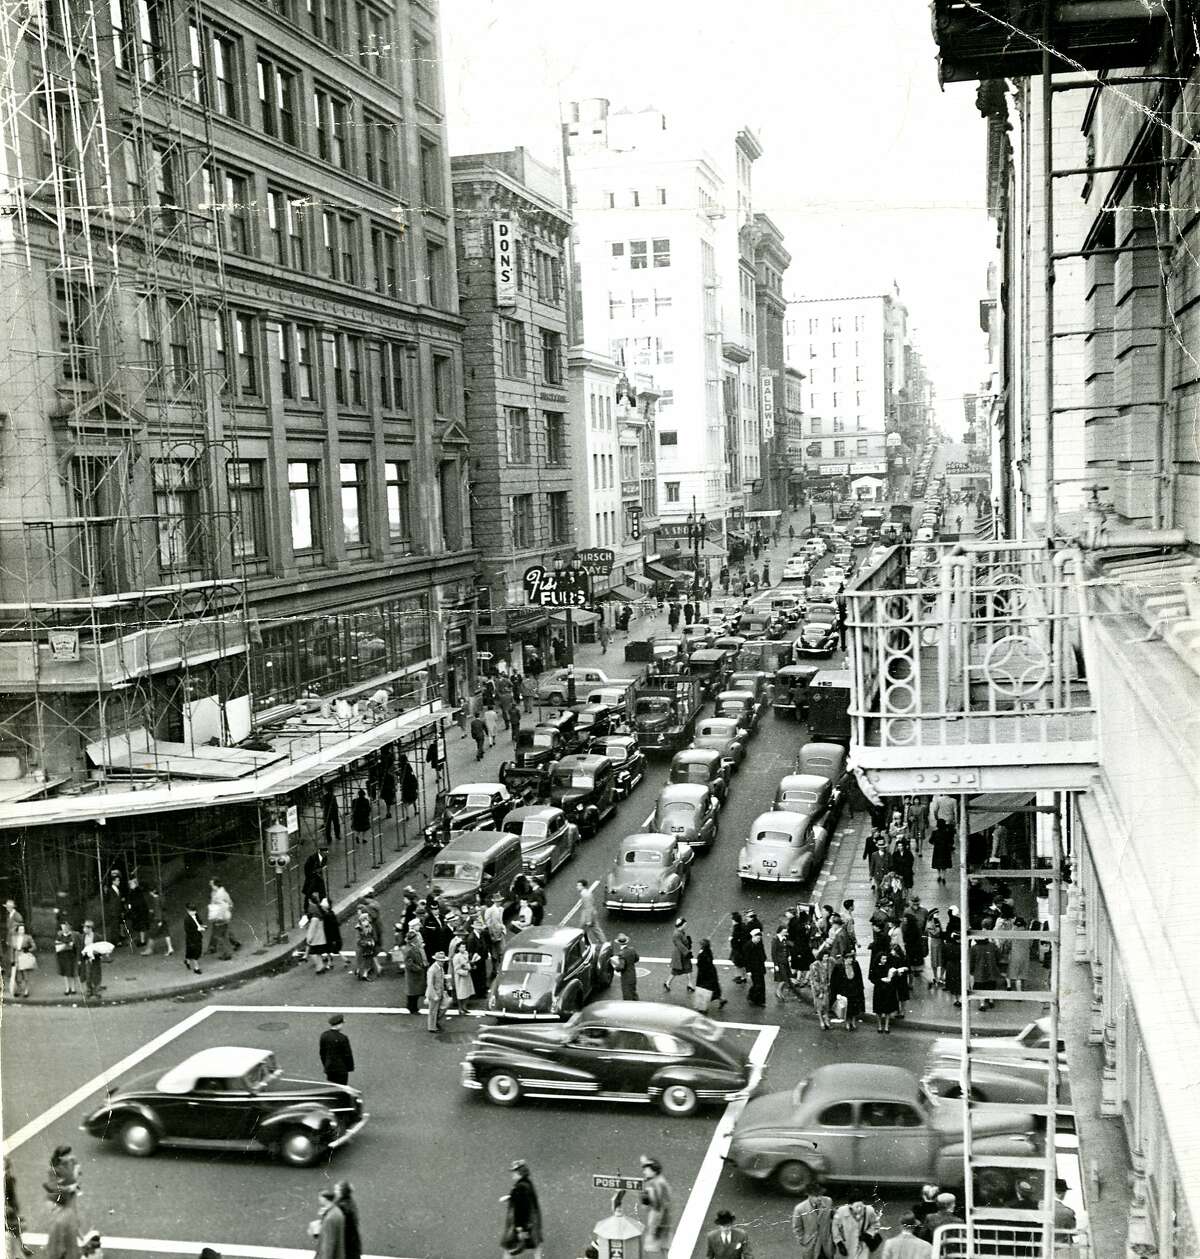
[849,2,1175,1253]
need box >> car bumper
[605,897,678,912]
[327,1113,370,1150]
[726,1064,765,1103]
[461,1062,481,1089]
[738,871,806,883]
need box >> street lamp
[685,500,707,606]
[552,553,581,704]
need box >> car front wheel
[484,1071,523,1107]
[119,1118,158,1158]
[775,1160,816,1195]
[658,1084,699,1117]
[278,1128,321,1167]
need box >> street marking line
[1,1005,217,1155]
[559,878,599,925]
[209,1002,490,1019]
[21,1235,416,1259]
[668,1022,779,1259]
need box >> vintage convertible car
[501,806,579,881]
[487,925,613,1019]
[462,1000,761,1116]
[728,1062,1039,1196]
[80,1047,367,1167]
[604,832,695,913]
[647,782,720,852]
[422,782,517,845]
[690,717,746,771]
[589,734,647,799]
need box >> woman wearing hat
[664,919,694,994]
[639,1158,672,1255]
[695,939,726,1010]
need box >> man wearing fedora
[425,950,448,1032]
[318,1014,355,1086]
[705,1210,751,1259]
[613,934,640,999]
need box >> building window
[605,191,615,208]
[112,0,164,82]
[630,295,648,320]
[511,494,534,549]
[379,341,410,411]
[189,21,240,118]
[306,0,342,47]
[658,430,677,446]
[664,481,680,503]
[501,318,526,377]
[657,187,667,205]
[506,407,530,463]
[833,419,844,434]
[412,30,436,103]
[629,189,640,207]
[148,144,178,229]
[548,491,569,543]
[545,411,565,464]
[137,299,163,389]
[313,86,349,168]
[363,114,395,189]
[385,460,411,543]
[343,334,364,407]
[166,299,193,391]
[233,311,258,395]
[833,440,845,457]
[810,418,822,435]
[432,353,453,415]
[356,3,388,75]
[288,461,321,552]
[372,226,403,296]
[256,56,298,146]
[425,240,446,307]
[267,187,307,268]
[321,212,359,284]
[339,461,367,545]
[227,460,267,560]
[419,137,442,206]
[279,321,317,402]
[856,438,869,455]
[856,416,865,431]
[608,293,625,320]
[629,240,647,270]
[219,169,251,253]
[808,317,819,334]
[540,329,562,384]
[153,460,205,570]
[855,315,865,331]
[655,292,672,315]
[535,250,561,303]
[652,238,670,268]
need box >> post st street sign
[591,1174,644,1191]
[523,565,591,608]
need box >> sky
[439,0,996,437]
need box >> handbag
[691,985,713,1012]
[17,949,38,972]
[863,1228,883,1252]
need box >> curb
[9,844,431,1009]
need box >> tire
[547,692,564,706]
[278,1128,321,1167]
[774,1160,816,1195]
[658,1083,699,1117]
[484,1071,522,1107]
[119,1118,158,1158]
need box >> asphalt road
[4,522,948,1259]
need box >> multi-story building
[451,148,573,672]
[752,213,791,512]
[784,289,927,497]
[568,348,621,594]
[562,99,734,560]
[0,0,472,922]
[783,365,806,508]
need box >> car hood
[929,1098,1035,1137]
[474,1023,569,1053]
[550,787,589,807]
[493,969,559,1008]
[637,713,671,729]
[732,1089,804,1138]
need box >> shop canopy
[604,585,641,603]
[851,476,885,489]
[550,608,601,626]
[967,791,1036,833]
[626,573,653,589]
[644,561,690,583]
[744,510,783,519]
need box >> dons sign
[494,221,517,305]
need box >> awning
[626,573,653,589]
[550,608,601,626]
[604,585,640,603]
[744,510,782,519]
[645,561,689,583]
[967,791,1035,833]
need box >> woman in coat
[664,919,694,994]
[451,943,473,1010]
[181,905,203,975]
[869,948,900,1033]
[467,921,490,998]
[890,838,915,891]
[319,899,342,965]
[9,925,36,998]
[353,908,376,981]
[931,825,954,884]
[728,912,749,984]
[402,930,427,1014]
[398,755,419,818]
[943,909,963,1005]
[868,840,891,900]
[925,908,945,988]
[744,928,767,1007]
[379,769,396,820]
[808,953,833,1030]
[53,922,80,996]
[694,938,726,1010]
[303,895,329,972]
[829,955,865,1031]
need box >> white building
[567,348,622,556]
[563,100,732,534]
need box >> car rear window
[782,789,818,805]
[601,744,627,761]
[624,849,663,865]
[504,950,555,969]
[753,829,794,845]
[520,820,548,838]
[449,792,492,811]
[432,860,481,880]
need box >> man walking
[206,881,233,960]
[704,1210,750,1259]
[425,950,448,1032]
[576,879,604,947]
[613,933,639,999]
[318,1014,355,1085]
[790,1184,833,1259]
[501,1161,544,1259]
[470,713,488,761]
[881,1213,932,1259]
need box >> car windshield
[601,744,628,762]
[244,1058,278,1091]
[553,767,593,789]
[531,732,556,748]
[520,820,548,838]
[624,849,663,865]
[503,950,556,970]
[431,860,481,881]
[637,698,672,715]
[753,829,795,845]
[448,792,491,811]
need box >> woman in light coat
[303,895,329,972]
[663,919,693,994]
[9,926,36,998]
[451,943,473,1009]
[831,1198,879,1259]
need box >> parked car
[423,782,517,845]
[513,719,570,769]
[537,667,634,705]
[714,690,762,737]
[921,1058,1071,1110]
[794,620,839,659]
[487,925,612,1019]
[462,1000,761,1116]
[813,574,844,601]
[669,747,730,801]
[588,734,647,798]
[604,832,695,913]
[501,806,579,881]
[773,772,832,822]
[927,1019,1066,1089]
[772,664,820,720]
[81,1047,367,1168]
[727,1063,1039,1195]
[738,611,783,641]
[548,755,618,837]
[691,717,747,771]
[648,782,720,852]
[736,810,826,884]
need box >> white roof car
[915,527,935,543]
[157,1047,278,1094]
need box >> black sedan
[423,782,517,845]
[81,1046,367,1167]
[487,925,613,1019]
[794,620,839,659]
[461,1000,761,1116]
[589,734,647,798]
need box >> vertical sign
[760,370,775,438]
[494,221,517,306]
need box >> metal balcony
[847,541,1098,794]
